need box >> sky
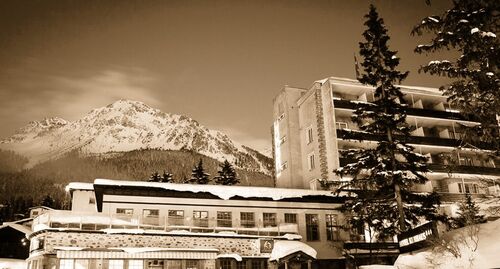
[0,0,454,152]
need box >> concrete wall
[72,190,97,213]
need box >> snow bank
[359,266,394,269]
[395,219,500,269]
[94,179,341,201]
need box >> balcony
[339,157,500,176]
[336,129,493,150]
[333,99,475,122]
[32,210,299,237]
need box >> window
[193,211,209,227]
[306,127,314,144]
[251,260,266,269]
[336,122,348,130]
[458,183,479,194]
[116,208,133,215]
[109,260,124,269]
[59,260,74,269]
[164,261,180,269]
[306,214,320,241]
[32,211,39,216]
[236,260,246,269]
[89,197,95,204]
[220,260,232,269]
[75,260,88,269]
[168,210,184,226]
[142,209,159,225]
[185,260,199,269]
[326,214,341,241]
[308,153,315,170]
[143,209,159,218]
[263,213,277,227]
[284,213,297,224]
[217,211,232,227]
[240,212,255,228]
[128,261,143,269]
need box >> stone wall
[38,231,263,257]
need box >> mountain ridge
[0,99,273,175]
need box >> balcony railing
[336,129,493,149]
[339,157,499,176]
[32,210,299,237]
[333,99,474,122]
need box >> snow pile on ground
[395,219,500,269]
[0,259,26,269]
[359,266,395,269]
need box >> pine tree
[161,170,173,183]
[190,159,210,184]
[214,160,239,185]
[336,5,441,236]
[412,0,500,153]
[454,193,486,227]
[148,171,162,182]
[41,194,55,208]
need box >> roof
[310,76,443,95]
[0,222,32,235]
[65,182,95,193]
[269,240,317,262]
[93,178,344,201]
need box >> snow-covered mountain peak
[0,100,272,174]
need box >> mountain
[0,100,273,175]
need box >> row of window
[115,208,341,241]
[117,209,294,228]
[58,259,201,269]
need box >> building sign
[260,239,274,253]
[398,222,438,253]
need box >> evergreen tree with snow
[161,170,173,183]
[412,0,500,154]
[149,171,162,182]
[190,159,210,184]
[454,193,486,227]
[214,160,239,185]
[336,5,441,236]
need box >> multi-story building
[27,180,354,269]
[272,77,500,200]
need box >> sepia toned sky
[0,0,453,152]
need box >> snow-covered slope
[0,100,272,174]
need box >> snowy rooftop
[94,179,343,201]
[65,182,94,192]
[313,77,442,95]
[269,240,317,262]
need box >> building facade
[272,77,500,200]
[27,180,351,269]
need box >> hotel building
[272,77,500,200]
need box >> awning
[57,248,218,259]
[269,241,317,262]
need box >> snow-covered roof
[312,77,442,95]
[217,253,242,261]
[65,182,94,192]
[94,179,343,201]
[0,222,32,235]
[269,240,317,262]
